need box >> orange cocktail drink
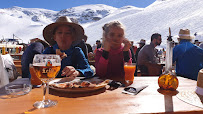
[124,63,136,83]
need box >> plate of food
[49,77,109,93]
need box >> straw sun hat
[178,29,194,40]
[43,16,84,46]
[177,69,203,108]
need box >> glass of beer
[29,64,42,87]
[124,63,136,85]
[32,54,61,108]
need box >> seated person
[75,35,95,73]
[135,39,146,62]
[21,38,49,78]
[95,21,132,83]
[75,35,93,59]
[173,29,203,80]
[43,16,93,78]
[137,33,163,76]
[135,39,146,76]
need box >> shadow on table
[0,94,21,99]
[49,87,106,98]
[19,107,38,114]
[157,88,179,113]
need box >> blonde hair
[102,21,125,38]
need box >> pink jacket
[95,45,132,81]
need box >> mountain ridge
[0,0,203,47]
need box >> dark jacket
[21,42,44,78]
[76,40,93,59]
[173,40,203,80]
[43,44,93,78]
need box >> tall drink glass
[124,63,136,85]
[32,54,61,108]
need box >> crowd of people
[21,16,203,83]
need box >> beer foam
[33,63,61,66]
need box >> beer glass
[32,54,61,108]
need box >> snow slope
[85,0,203,47]
[0,0,203,47]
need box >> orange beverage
[2,47,5,55]
[124,63,136,83]
[15,47,19,54]
[33,65,60,83]
[29,64,42,86]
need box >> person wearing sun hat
[135,39,146,62]
[134,39,146,75]
[173,29,203,80]
[43,16,93,78]
[194,39,201,46]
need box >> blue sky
[1,0,156,11]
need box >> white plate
[49,77,108,93]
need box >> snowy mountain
[0,0,203,48]
[56,4,117,23]
[0,4,118,43]
[85,0,203,47]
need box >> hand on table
[61,66,81,78]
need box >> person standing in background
[173,29,203,80]
[134,39,146,76]
[135,39,146,62]
[130,41,137,55]
[94,40,102,54]
[129,41,137,63]
[96,40,102,49]
[194,40,201,46]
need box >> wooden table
[0,77,203,113]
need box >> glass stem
[43,82,49,102]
